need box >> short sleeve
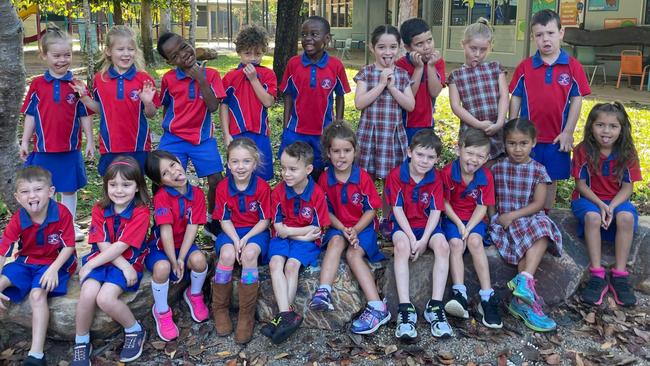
[159,75,170,108]
[446,69,457,85]
[335,62,351,95]
[624,159,642,183]
[271,186,285,223]
[0,213,21,256]
[535,163,553,185]
[571,145,588,180]
[258,181,272,220]
[213,180,230,221]
[569,58,591,97]
[190,188,207,225]
[153,193,174,226]
[431,175,444,211]
[361,171,382,210]
[279,58,295,93]
[395,68,413,92]
[384,170,403,207]
[262,68,278,98]
[88,205,108,244]
[441,166,453,201]
[117,206,150,249]
[208,68,227,99]
[509,62,526,95]
[58,205,76,248]
[21,82,38,116]
[313,190,331,228]
[353,67,368,84]
[434,59,447,85]
[480,169,496,206]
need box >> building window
[451,0,469,26]
[495,0,517,25]
[451,0,517,26]
[325,0,352,28]
[431,0,444,26]
[471,0,492,23]
[197,5,208,27]
[646,1,650,24]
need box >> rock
[195,47,218,61]
[253,258,387,330]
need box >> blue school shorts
[215,227,271,264]
[323,226,385,263]
[159,134,224,178]
[232,132,274,181]
[531,143,570,180]
[571,198,638,242]
[1,257,73,302]
[391,223,445,241]
[81,255,143,292]
[145,244,201,282]
[268,237,321,267]
[277,129,325,169]
[98,151,148,176]
[442,217,488,243]
[26,151,87,192]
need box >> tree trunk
[273,0,303,86]
[398,0,418,25]
[0,1,25,211]
[189,0,196,47]
[160,4,172,35]
[82,0,95,87]
[113,0,124,25]
[141,0,155,65]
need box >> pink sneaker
[184,288,209,322]
[151,305,179,341]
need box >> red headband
[110,161,134,168]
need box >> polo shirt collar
[175,64,203,80]
[228,174,258,196]
[44,70,73,82]
[451,159,487,197]
[237,62,261,69]
[399,159,436,186]
[301,51,329,68]
[326,164,360,186]
[602,150,618,176]
[164,184,194,200]
[532,48,569,69]
[285,177,315,202]
[19,199,60,231]
[108,65,136,80]
[103,200,135,219]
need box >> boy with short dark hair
[0,166,76,366]
[509,9,590,211]
[156,32,227,239]
[264,141,330,344]
[396,18,446,144]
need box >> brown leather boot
[211,281,233,336]
[234,282,259,344]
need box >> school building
[306,0,650,68]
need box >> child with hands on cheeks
[212,138,272,344]
[0,167,76,366]
[144,150,210,343]
[308,122,390,335]
[71,157,151,366]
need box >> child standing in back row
[509,10,590,210]
[448,18,509,163]
[279,16,351,179]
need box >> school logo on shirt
[155,207,170,217]
[351,192,362,205]
[300,207,313,219]
[557,73,571,86]
[89,225,98,235]
[468,189,480,200]
[420,192,430,205]
[184,207,192,219]
[248,201,259,212]
[129,89,140,101]
[321,78,333,89]
[65,93,78,104]
[47,233,61,245]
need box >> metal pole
[365,0,370,64]
[523,0,532,57]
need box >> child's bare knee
[585,212,601,227]
[219,246,237,265]
[616,212,634,229]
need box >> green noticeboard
[532,0,558,15]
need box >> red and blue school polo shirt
[87,201,150,271]
[441,160,495,221]
[21,71,93,152]
[93,66,157,154]
[317,164,381,228]
[280,52,351,135]
[395,55,446,129]
[509,50,591,143]
[271,178,331,236]
[159,67,226,145]
[213,174,272,228]
[571,143,642,201]
[0,201,75,269]
[149,184,207,249]
[222,64,277,136]
[384,161,444,229]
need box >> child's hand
[478,120,493,132]
[172,259,184,283]
[497,212,514,229]
[344,227,359,248]
[410,51,424,68]
[19,141,30,161]
[236,236,249,263]
[121,265,138,288]
[185,62,206,81]
[276,224,288,239]
[0,292,8,311]
[78,264,92,282]
[427,50,442,66]
[601,204,613,229]
[85,140,95,160]
[379,68,392,87]
[484,122,502,136]
[553,131,574,152]
[411,239,426,261]
[243,64,258,81]
[456,223,468,241]
[223,133,233,148]
[39,267,59,292]
[139,80,156,104]
[71,79,88,97]
[304,227,322,242]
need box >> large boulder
[195,47,218,61]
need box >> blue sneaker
[351,305,391,334]
[507,298,556,332]
[309,287,334,311]
[508,274,537,305]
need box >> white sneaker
[394,304,418,341]
[74,224,85,242]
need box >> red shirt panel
[395,55,446,129]
[150,184,207,249]
[271,178,331,239]
[441,160,495,221]
[213,175,272,228]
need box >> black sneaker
[261,313,282,338]
[444,289,469,319]
[609,275,637,307]
[271,311,303,344]
[202,221,222,240]
[70,343,92,366]
[119,328,146,363]
[23,356,47,366]
[478,292,503,329]
[580,275,609,305]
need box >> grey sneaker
[119,328,146,362]
[424,299,453,338]
[394,304,418,341]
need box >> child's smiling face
[301,20,330,61]
[158,157,187,190]
[161,35,197,69]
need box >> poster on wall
[559,0,585,27]
[532,0,557,14]
[588,0,618,11]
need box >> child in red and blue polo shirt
[384,129,450,341]
[509,10,590,210]
[22,26,94,243]
[76,26,158,177]
[440,129,501,330]
[279,16,351,176]
[396,18,446,144]
[72,157,150,364]
[156,32,227,240]
[264,142,330,344]
[0,167,76,366]
[571,103,642,307]
[144,150,210,342]
[221,25,277,181]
